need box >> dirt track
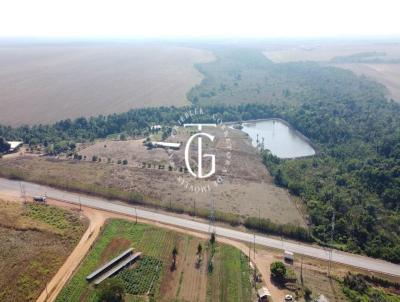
[36,203,106,302]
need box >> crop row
[116,256,162,295]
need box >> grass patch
[207,244,252,302]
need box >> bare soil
[0,43,214,126]
[263,42,400,63]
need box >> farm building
[151,141,181,150]
[7,141,23,152]
[151,125,162,130]
[86,248,142,285]
[257,286,271,301]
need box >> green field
[206,244,252,302]
[56,219,253,302]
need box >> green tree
[97,278,125,302]
[171,246,178,270]
[270,261,286,283]
[304,287,312,301]
[0,137,10,153]
[210,232,216,245]
[196,243,203,266]
[274,169,286,187]
[197,243,203,256]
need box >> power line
[331,212,335,243]
[134,207,138,224]
[208,195,215,234]
[19,182,27,208]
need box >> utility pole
[328,249,332,277]
[208,196,215,234]
[253,262,257,284]
[300,257,304,285]
[19,182,27,208]
[248,246,252,285]
[20,182,25,202]
[79,196,82,212]
[331,212,335,244]
[253,233,256,258]
[193,200,196,217]
[134,207,138,224]
[328,209,334,278]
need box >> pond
[239,119,315,158]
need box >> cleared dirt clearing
[263,42,400,101]
[0,42,214,126]
[263,42,400,63]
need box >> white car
[284,295,294,302]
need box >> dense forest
[188,47,400,263]
[0,47,400,263]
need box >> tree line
[187,46,400,263]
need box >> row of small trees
[170,233,214,272]
[73,153,129,165]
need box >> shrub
[304,287,312,300]
[0,137,10,153]
[97,278,125,302]
[343,273,368,294]
[270,261,286,284]
[244,217,311,242]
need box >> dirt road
[36,203,106,302]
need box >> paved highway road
[1,178,399,277]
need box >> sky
[0,0,399,39]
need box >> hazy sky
[0,0,399,38]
